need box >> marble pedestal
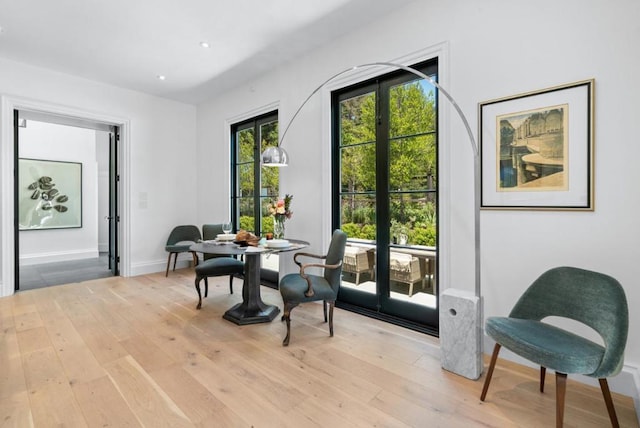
[440,288,483,380]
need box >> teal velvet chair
[279,229,347,346]
[165,225,201,277]
[480,266,628,427]
[194,224,244,309]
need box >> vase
[273,216,285,239]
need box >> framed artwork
[479,79,594,210]
[19,158,82,230]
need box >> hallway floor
[18,252,113,291]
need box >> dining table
[190,239,309,325]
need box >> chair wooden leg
[323,301,328,322]
[328,301,335,337]
[480,343,501,401]
[204,278,208,297]
[191,251,199,267]
[228,275,234,294]
[195,276,203,309]
[165,254,173,277]
[599,378,620,428]
[282,301,299,347]
[540,366,547,392]
[172,252,178,272]
[555,372,567,428]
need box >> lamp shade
[262,146,289,167]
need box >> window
[231,111,280,284]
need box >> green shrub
[340,223,361,238]
[410,225,436,246]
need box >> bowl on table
[216,233,236,242]
[265,239,290,249]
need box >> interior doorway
[14,110,120,290]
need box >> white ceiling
[0,0,415,104]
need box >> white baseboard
[130,256,192,277]
[19,249,99,266]
[98,242,109,252]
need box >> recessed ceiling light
[200,41,210,48]
[157,75,166,81]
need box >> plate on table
[216,233,236,242]
[265,239,290,249]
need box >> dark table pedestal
[222,253,280,325]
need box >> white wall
[195,0,640,403]
[0,56,198,293]
[18,121,99,264]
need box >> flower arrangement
[268,194,293,220]
[268,194,293,239]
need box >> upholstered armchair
[279,229,347,346]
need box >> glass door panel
[337,90,378,297]
[236,127,256,233]
[382,76,438,322]
[258,119,280,274]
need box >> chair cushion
[486,317,605,375]
[195,257,244,276]
[166,240,196,253]
[279,273,337,302]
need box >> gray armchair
[279,229,347,346]
[480,266,629,427]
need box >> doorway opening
[14,110,120,291]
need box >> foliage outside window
[339,76,437,246]
[232,113,279,236]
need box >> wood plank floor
[1,269,637,427]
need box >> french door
[332,59,439,334]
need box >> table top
[190,239,309,256]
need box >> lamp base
[440,288,483,380]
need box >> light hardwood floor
[1,269,637,427]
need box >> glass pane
[261,165,279,198]
[340,194,376,241]
[389,190,437,306]
[259,120,278,152]
[340,143,376,193]
[389,78,436,139]
[387,245,436,305]
[389,134,436,191]
[389,192,436,247]
[340,92,376,146]
[259,119,280,201]
[260,197,275,235]
[237,128,254,163]
[238,164,254,197]
[239,198,255,233]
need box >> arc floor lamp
[262,62,483,379]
